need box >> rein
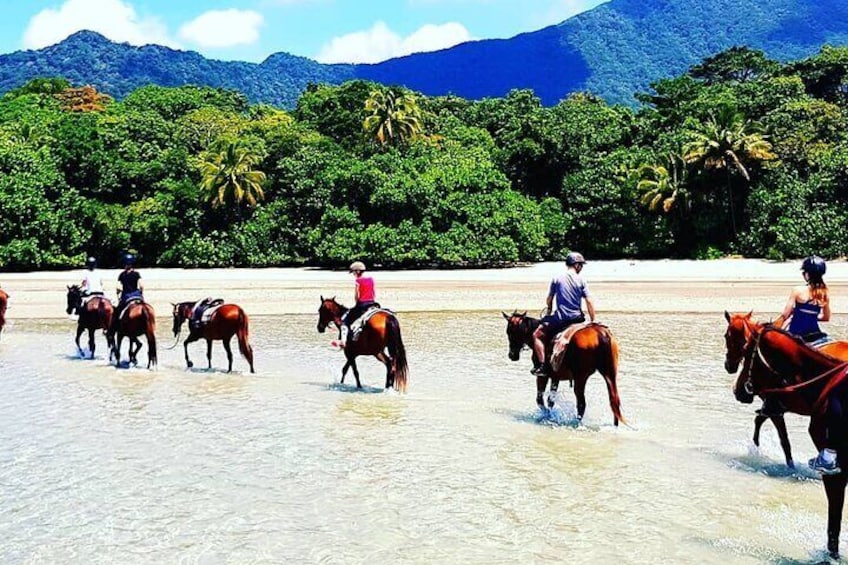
[760,362,848,396]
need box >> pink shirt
[356,276,376,303]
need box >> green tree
[363,88,423,146]
[198,141,266,215]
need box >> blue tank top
[788,300,821,336]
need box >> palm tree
[683,107,775,235]
[363,89,423,146]
[198,141,266,216]
[637,153,689,214]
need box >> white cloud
[315,21,473,64]
[179,9,264,49]
[22,0,175,49]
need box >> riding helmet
[85,256,97,269]
[349,261,367,273]
[801,255,826,277]
[122,252,136,267]
[565,252,587,266]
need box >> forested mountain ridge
[2,0,848,107]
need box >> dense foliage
[3,0,848,108]
[2,44,848,269]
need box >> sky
[0,0,609,64]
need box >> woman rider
[335,261,376,348]
[110,253,144,333]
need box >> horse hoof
[787,461,795,470]
[187,361,193,368]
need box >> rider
[531,252,596,377]
[111,252,144,331]
[775,255,830,343]
[336,261,377,348]
[80,256,104,297]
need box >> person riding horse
[334,261,378,349]
[531,252,597,377]
[111,253,144,333]
[80,256,104,298]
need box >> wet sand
[2,258,848,319]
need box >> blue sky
[0,0,608,63]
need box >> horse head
[503,310,531,361]
[317,296,345,333]
[732,326,814,405]
[724,310,757,374]
[66,284,82,315]
[172,302,193,336]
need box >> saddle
[351,306,392,337]
[81,292,106,307]
[119,298,144,321]
[550,322,605,372]
[191,298,225,329]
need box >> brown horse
[724,311,848,468]
[66,285,114,359]
[0,287,7,340]
[172,301,255,373]
[734,323,848,559]
[110,301,157,369]
[503,311,625,426]
[317,296,408,392]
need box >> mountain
[2,0,848,107]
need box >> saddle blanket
[550,322,606,372]
[81,293,108,307]
[351,307,394,334]
[119,298,144,321]
[192,299,225,325]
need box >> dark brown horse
[172,301,255,373]
[317,297,408,392]
[66,285,114,359]
[110,301,157,369]
[724,311,848,468]
[0,287,7,340]
[503,311,625,426]
[734,323,848,559]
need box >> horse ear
[521,311,527,317]
[320,295,324,302]
[502,311,510,320]
[745,310,753,319]
[724,310,731,322]
[331,296,336,301]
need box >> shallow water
[1,309,846,564]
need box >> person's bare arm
[774,289,799,327]
[821,300,832,322]
[545,294,553,315]
[585,296,596,322]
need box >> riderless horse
[503,311,625,426]
[724,311,848,468]
[109,300,157,369]
[172,301,255,373]
[317,296,408,392]
[733,322,848,559]
[66,285,114,359]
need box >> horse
[110,300,157,369]
[66,285,114,359]
[502,311,625,426]
[733,323,848,559]
[172,301,255,373]
[317,296,408,392]
[0,288,7,339]
[724,311,848,468]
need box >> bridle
[739,328,784,396]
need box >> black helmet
[85,256,97,269]
[565,252,587,266]
[802,255,826,278]
[122,252,136,267]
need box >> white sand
[2,259,846,319]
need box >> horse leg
[573,376,588,421]
[768,415,794,469]
[752,414,767,448]
[88,327,96,359]
[223,337,234,373]
[75,324,85,356]
[183,333,200,369]
[349,358,362,389]
[114,335,124,367]
[207,339,214,370]
[548,378,560,409]
[130,337,142,366]
[340,361,350,384]
[376,352,393,389]
[824,474,847,559]
[536,376,548,409]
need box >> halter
[739,329,786,396]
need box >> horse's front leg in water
[75,325,85,356]
[752,413,767,448]
[770,414,794,468]
[340,361,350,384]
[350,358,362,389]
[536,376,547,410]
[548,379,560,409]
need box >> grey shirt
[549,271,589,320]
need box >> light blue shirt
[549,271,589,321]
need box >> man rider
[531,252,596,377]
[80,256,104,297]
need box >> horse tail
[598,326,625,426]
[237,308,255,373]
[144,304,158,369]
[387,315,408,393]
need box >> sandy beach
[2,258,848,319]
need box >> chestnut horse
[724,311,848,468]
[66,285,114,359]
[503,311,625,426]
[110,301,157,369]
[734,323,848,559]
[317,297,408,392]
[172,301,255,373]
[0,288,7,339]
